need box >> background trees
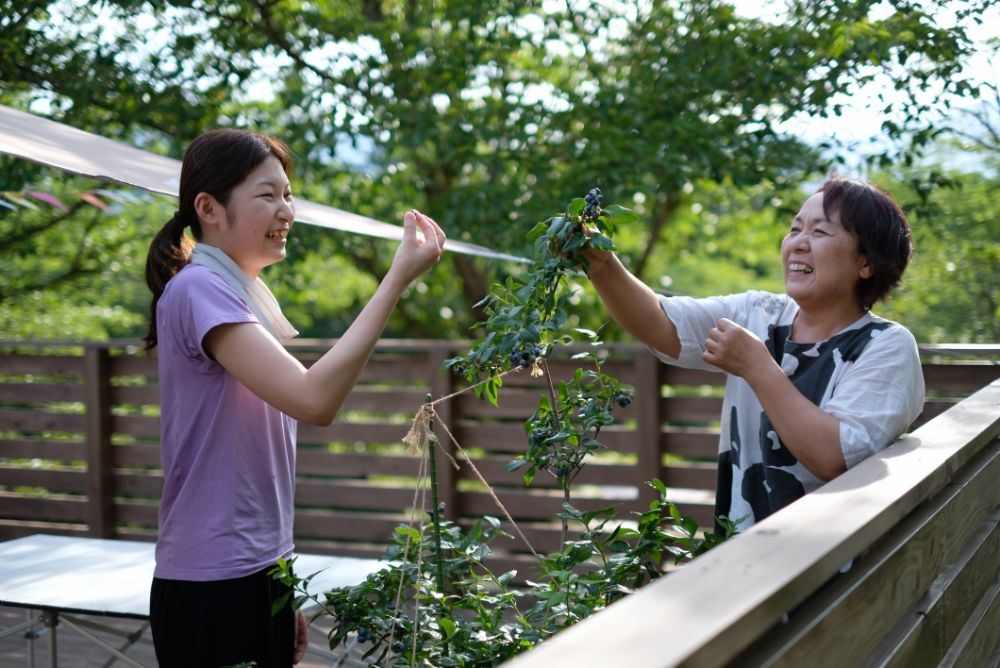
[0,0,996,342]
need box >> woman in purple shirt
[143,129,445,666]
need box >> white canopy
[0,103,525,262]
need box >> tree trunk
[633,192,678,281]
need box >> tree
[0,0,989,339]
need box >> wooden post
[83,344,113,537]
[430,347,460,522]
[634,351,663,508]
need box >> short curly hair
[820,178,913,310]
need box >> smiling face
[197,156,295,279]
[781,192,873,313]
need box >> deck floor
[0,605,364,667]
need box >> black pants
[150,565,294,668]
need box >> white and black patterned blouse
[651,291,925,531]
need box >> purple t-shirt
[154,264,297,581]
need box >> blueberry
[393,641,406,653]
[616,394,631,407]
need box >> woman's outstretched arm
[204,210,446,425]
[584,249,681,358]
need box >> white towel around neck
[190,243,299,342]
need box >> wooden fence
[0,339,997,581]
[505,375,1000,668]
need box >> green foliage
[274,482,736,667]
[273,191,736,665]
[874,168,1000,342]
[0,171,164,339]
[1,0,988,340]
[446,189,634,492]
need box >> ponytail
[142,212,194,350]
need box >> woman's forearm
[587,252,681,357]
[745,362,846,481]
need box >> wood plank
[0,519,89,541]
[294,509,416,543]
[459,488,636,521]
[660,428,720,459]
[457,456,636,488]
[939,577,1000,668]
[458,489,715,528]
[295,451,421,478]
[0,408,85,433]
[456,390,558,419]
[289,538,390,561]
[84,345,114,538]
[296,479,421,511]
[355,357,436,383]
[429,349,459,522]
[456,518,567,555]
[108,354,158,376]
[661,463,717,491]
[662,396,723,423]
[922,363,1000,393]
[455,422,637,453]
[0,465,86,493]
[0,383,85,403]
[110,414,160,438]
[502,379,1000,668]
[113,499,159,525]
[112,471,163,497]
[661,367,724,386]
[0,493,88,522]
[0,354,85,375]
[338,388,428,413]
[112,443,162,467]
[297,421,414,444]
[737,442,1000,667]
[112,528,157,542]
[871,511,1000,668]
[109,384,160,405]
[910,398,960,430]
[635,358,664,508]
[0,439,84,461]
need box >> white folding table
[0,534,383,667]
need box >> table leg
[26,609,35,668]
[41,611,57,668]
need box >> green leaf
[523,467,536,486]
[526,220,549,240]
[506,457,526,472]
[439,616,456,639]
[270,591,291,617]
[603,204,639,226]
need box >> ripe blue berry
[616,394,632,407]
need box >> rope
[403,361,545,561]
[429,410,542,560]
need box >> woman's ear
[859,254,874,280]
[194,192,223,230]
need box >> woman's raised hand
[389,209,446,285]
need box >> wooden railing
[1,340,997,583]
[504,376,1000,667]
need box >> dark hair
[820,177,912,310]
[143,129,292,349]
